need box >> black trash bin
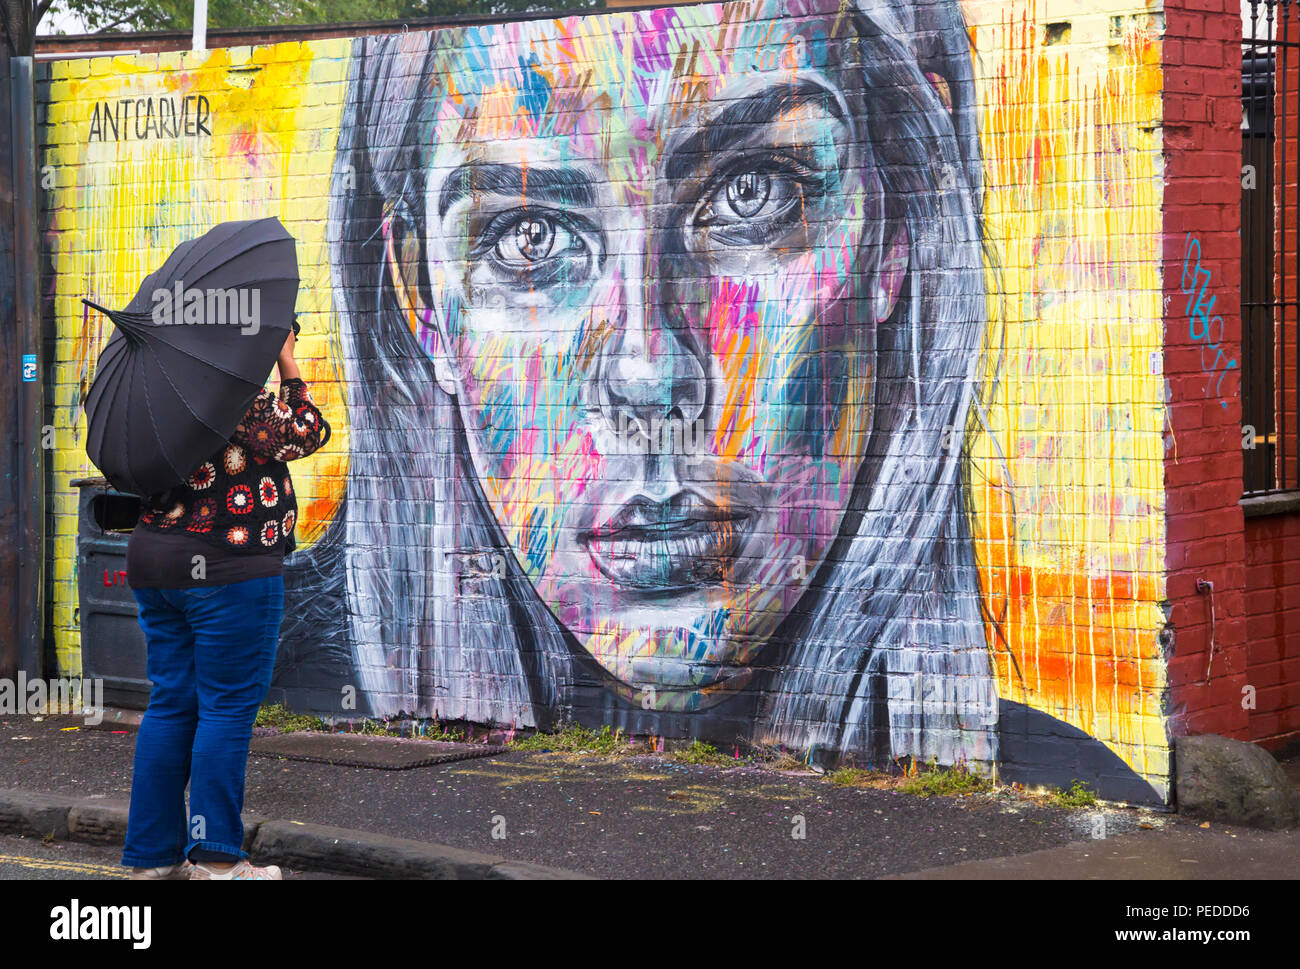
[73,477,149,709]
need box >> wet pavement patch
[250,732,506,770]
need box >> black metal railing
[1242,0,1300,495]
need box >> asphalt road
[0,832,361,880]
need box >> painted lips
[581,497,754,592]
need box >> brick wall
[1161,0,1250,743]
[1241,0,1300,754]
[1164,0,1300,757]
[37,0,1186,803]
[1244,512,1300,748]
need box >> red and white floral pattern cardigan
[137,378,329,554]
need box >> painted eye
[514,218,553,259]
[470,207,601,289]
[724,172,772,219]
[695,163,810,244]
[493,215,579,265]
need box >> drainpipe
[1,51,45,681]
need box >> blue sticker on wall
[22,354,37,382]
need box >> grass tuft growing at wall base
[255,703,326,734]
[1052,779,1098,807]
[507,723,636,755]
[670,739,735,766]
[899,760,993,797]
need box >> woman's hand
[277,331,301,382]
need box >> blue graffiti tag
[1180,234,1238,408]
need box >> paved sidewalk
[2,712,1295,879]
[0,785,584,879]
[892,826,1300,879]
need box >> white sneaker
[130,860,195,880]
[189,858,282,880]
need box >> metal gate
[1242,0,1300,495]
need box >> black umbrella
[81,216,299,497]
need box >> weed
[1053,779,1098,808]
[354,718,401,737]
[744,743,806,771]
[768,754,809,771]
[671,739,733,766]
[255,703,326,734]
[829,767,886,787]
[508,723,637,755]
[417,721,466,743]
[899,759,992,797]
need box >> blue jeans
[121,575,283,867]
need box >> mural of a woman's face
[393,0,907,711]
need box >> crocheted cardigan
[136,378,329,554]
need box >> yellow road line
[0,852,128,878]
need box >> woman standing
[121,324,329,880]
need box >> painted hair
[278,0,1003,767]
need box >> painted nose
[599,250,706,429]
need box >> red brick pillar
[1162,0,1250,740]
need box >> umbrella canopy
[82,216,299,497]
